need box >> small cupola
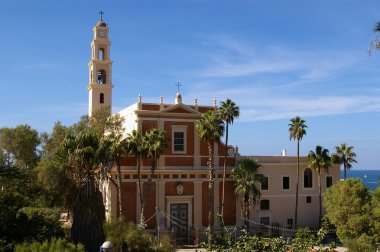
[96,20,107,27]
[175,92,182,104]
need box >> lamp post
[99,241,113,252]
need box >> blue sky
[1,1,380,170]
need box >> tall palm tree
[331,143,357,180]
[288,116,307,228]
[61,130,109,252]
[232,158,263,229]
[308,145,331,227]
[143,128,168,210]
[218,99,240,219]
[374,21,380,32]
[104,134,127,218]
[89,109,126,218]
[196,110,224,246]
[125,129,147,229]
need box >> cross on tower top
[175,82,182,93]
[99,10,104,21]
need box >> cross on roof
[99,10,104,21]
[175,82,182,93]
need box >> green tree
[89,109,127,218]
[331,143,357,180]
[288,116,307,228]
[143,128,168,212]
[323,179,379,251]
[218,98,240,220]
[308,145,331,227]
[232,158,263,229]
[0,125,40,169]
[60,130,109,252]
[125,129,147,229]
[196,110,224,246]
[36,122,71,207]
[40,121,71,158]
[0,165,65,250]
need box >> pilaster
[193,180,203,228]
[214,180,220,227]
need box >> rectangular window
[306,196,312,203]
[261,176,269,190]
[260,200,270,210]
[326,176,333,188]
[260,216,270,233]
[260,216,270,225]
[173,131,185,152]
[287,218,293,228]
[283,176,290,190]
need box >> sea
[343,169,380,191]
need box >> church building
[87,17,340,243]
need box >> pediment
[161,103,201,115]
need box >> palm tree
[288,116,307,228]
[89,109,126,218]
[125,129,147,229]
[232,158,263,229]
[61,130,109,252]
[374,21,380,32]
[143,128,168,210]
[104,134,127,218]
[218,99,240,219]
[308,145,331,227]
[196,110,224,246]
[331,143,357,180]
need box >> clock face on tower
[100,31,105,38]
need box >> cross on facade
[99,10,104,21]
[175,82,182,93]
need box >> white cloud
[238,96,380,121]
[193,35,361,82]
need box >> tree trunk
[137,155,145,228]
[318,173,322,228]
[115,156,124,218]
[244,193,249,229]
[207,141,214,247]
[295,139,300,228]
[344,162,347,180]
[71,181,105,252]
[143,154,157,212]
[221,123,229,219]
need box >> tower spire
[87,17,113,116]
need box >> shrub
[15,238,84,252]
[104,217,174,252]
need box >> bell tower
[87,11,113,116]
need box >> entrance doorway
[170,203,189,245]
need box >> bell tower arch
[87,12,113,116]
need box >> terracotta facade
[88,19,340,240]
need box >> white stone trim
[171,125,188,154]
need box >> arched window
[99,48,105,60]
[100,93,104,104]
[97,70,106,84]
[260,199,270,210]
[304,168,313,188]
